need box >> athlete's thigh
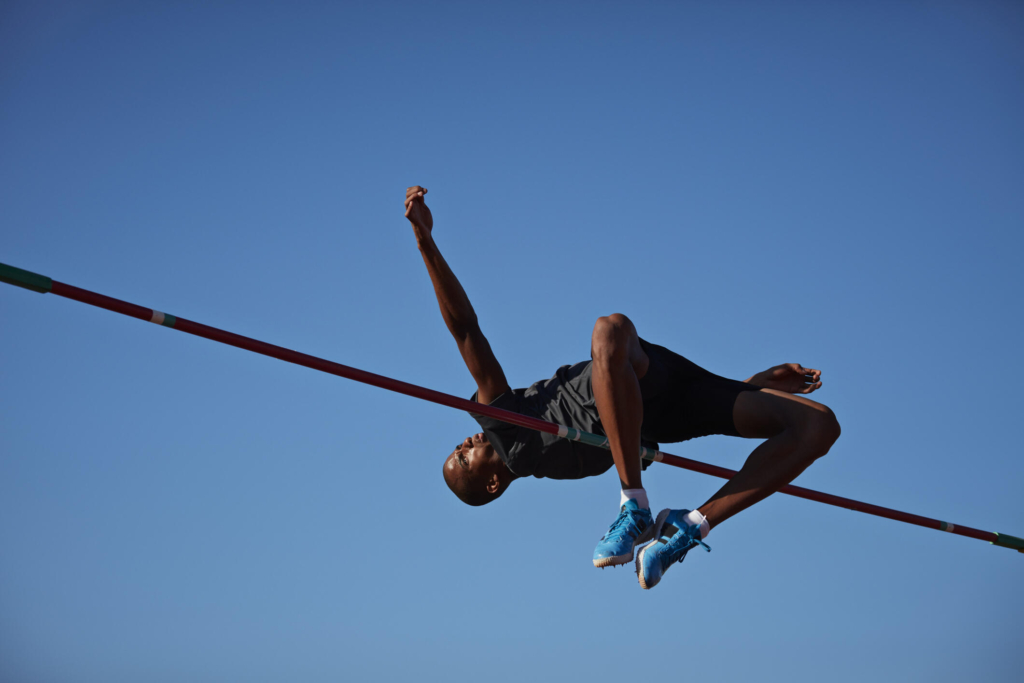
[732,387,833,439]
[641,371,755,443]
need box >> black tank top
[469,361,657,480]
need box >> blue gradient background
[1,2,1021,681]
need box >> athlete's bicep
[457,328,510,405]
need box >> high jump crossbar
[2,261,1021,554]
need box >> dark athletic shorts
[636,339,761,444]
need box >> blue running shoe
[593,499,655,568]
[636,509,711,589]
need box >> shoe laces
[604,506,647,541]
[662,527,711,565]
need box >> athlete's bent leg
[697,388,841,529]
[637,389,839,587]
[590,314,649,490]
[590,314,655,568]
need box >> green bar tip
[0,262,52,294]
[991,533,1024,553]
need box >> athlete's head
[442,433,512,506]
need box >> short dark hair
[443,460,499,507]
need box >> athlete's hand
[405,186,433,235]
[746,364,822,394]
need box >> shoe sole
[592,521,657,568]
[635,509,671,589]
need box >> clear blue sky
[2,1,1021,681]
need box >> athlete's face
[444,433,496,479]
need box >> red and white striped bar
[1,261,1021,553]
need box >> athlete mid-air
[405,186,840,589]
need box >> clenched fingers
[799,380,823,394]
[801,367,822,393]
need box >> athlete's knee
[799,405,841,458]
[591,314,636,362]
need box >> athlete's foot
[593,499,655,568]
[636,509,711,589]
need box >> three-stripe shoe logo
[657,523,679,543]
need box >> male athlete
[405,186,840,589]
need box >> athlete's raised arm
[405,186,510,404]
